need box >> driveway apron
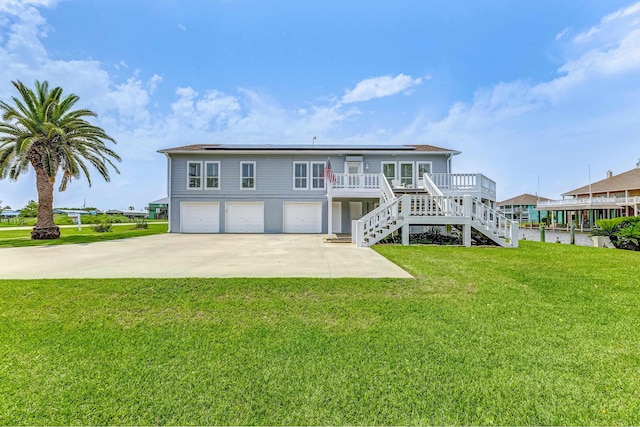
[0,234,412,279]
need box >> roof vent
[606,170,613,179]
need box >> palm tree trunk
[31,164,60,240]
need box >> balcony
[428,173,497,202]
[538,196,640,210]
[329,172,498,202]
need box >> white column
[327,185,333,237]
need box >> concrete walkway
[0,234,412,279]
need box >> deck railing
[332,173,380,189]
[538,196,640,208]
[428,173,496,199]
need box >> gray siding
[168,151,450,233]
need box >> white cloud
[177,23,186,31]
[342,74,423,104]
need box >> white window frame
[240,161,256,190]
[204,161,220,190]
[399,162,414,188]
[381,161,397,181]
[311,161,326,190]
[293,161,309,190]
[187,161,203,190]
[417,161,432,178]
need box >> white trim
[187,161,203,190]
[399,161,415,188]
[204,161,221,190]
[381,161,397,181]
[417,161,432,176]
[166,154,172,232]
[345,160,363,174]
[293,161,309,190]
[240,161,256,190]
[311,161,326,190]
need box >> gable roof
[563,167,640,196]
[497,193,552,206]
[158,143,460,155]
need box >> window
[294,162,308,189]
[417,161,432,178]
[382,162,396,181]
[188,161,202,189]
[400,162,414,187]
[241,162,255,189]
[311,162,325,189]
[205,161,220,189]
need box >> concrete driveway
[0,234,412,279]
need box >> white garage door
[181,202,220,233]
[284,202,323,233]
[226,202,264,233]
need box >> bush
[592,216,640,250]
[134,218,148,229]
[93,219,113,233]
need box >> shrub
[93,219,113,233]
[134,218,148,229]
[592,216,640,251]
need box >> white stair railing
[470,197,519,247]
[422,173,444,196]
[380,174,395,202]
[353,197,401,247]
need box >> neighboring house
[158,143,518,247]
[537,165,640,229]
[106,209,148,219]
[497,193,553,224]
[147,197,169,220]
[53,209,96,216]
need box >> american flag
[323,158,336,184]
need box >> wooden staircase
[353,174,518,248]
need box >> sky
[0,0,639,211]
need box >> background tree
[0,80,120,239]
[19,200,39,218]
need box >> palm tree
[0,80,120,239]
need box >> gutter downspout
[165,153,172,233]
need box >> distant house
[537,165,640,228]
[497,193,553,224]
[105,209,147,219]
[147,197,169,220]
[53,209,96,216]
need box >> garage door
[181,202,220,233]
[226,202,264,233]
[284,202,322,233]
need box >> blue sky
[0,0,639,211]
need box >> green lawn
[0,223,168,247]
[1,241,639,425]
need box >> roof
[563,167,640,196]
[149,197,169,205]
[158,143,460,155]
[497,193,552,206]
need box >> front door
[346,161,362,188]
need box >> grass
[0,223,168,247]
[0,241,639,425]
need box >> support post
[540,223,545,243]
[327,193,333,237]
[570,222,575,245]
[463,223,472,247]
[402,224,410,246]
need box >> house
[537,165,640,229]
[497,193,554,224]
[105,209,148,219]
[158,143,518,247]
[147,197,169,220]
